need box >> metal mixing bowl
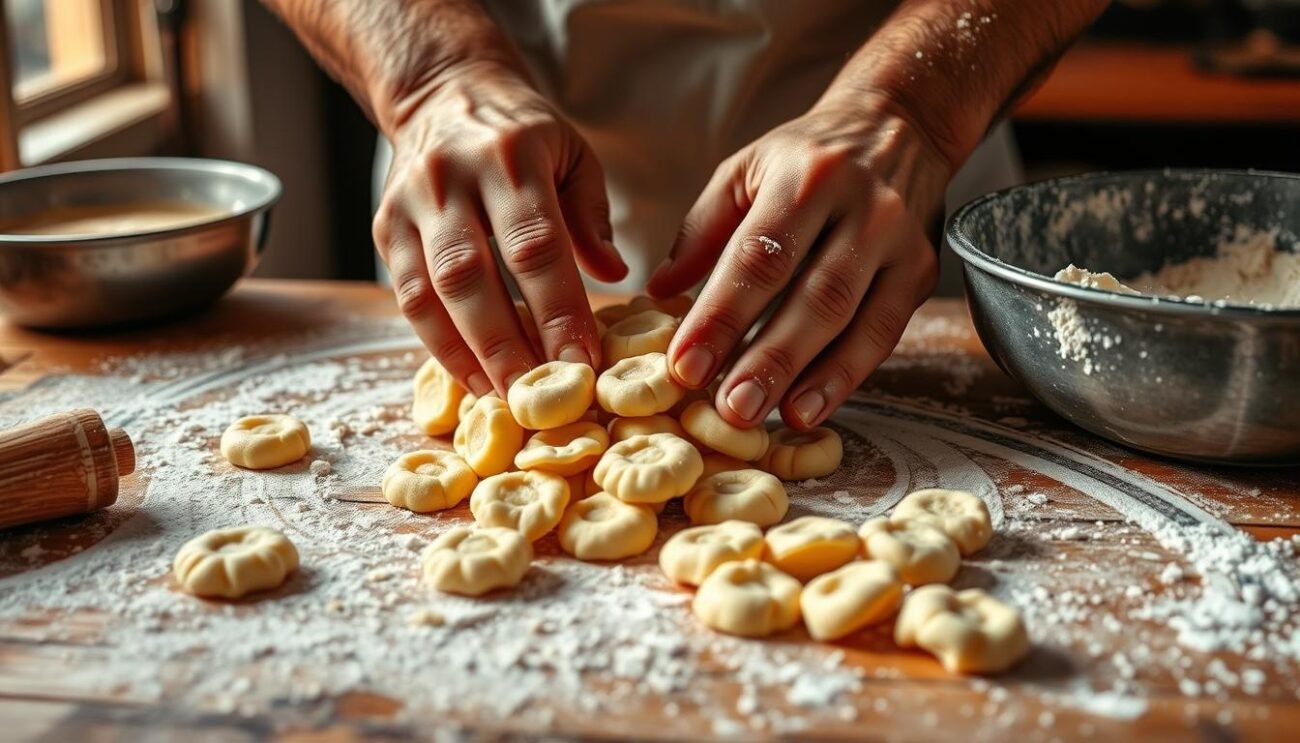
[947,169,1300,465]
[0,157,280,329]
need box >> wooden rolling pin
[0,409,135,529]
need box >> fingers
[413,195,539,395]
[779,252,938,429]
[373,213,492,396]
[646,158,746,298]
[558,145,628,283]
[665,187,831,393]
[481,158,604,368]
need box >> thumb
[559,145,628,283]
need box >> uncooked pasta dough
[894,585,1030,675]
[421,526,532,596]
[173,526,299,599]
[220,414,311,470]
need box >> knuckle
[694,299,750,342]
[501,218,564,278]
[862,301,910,352]
[429,242,485,302]
[748,343,798,382]
[476,331,522,367]
[393,273,435,319]
[802,270,859,327]
[371,202,399,248]
[432,337,472,368]
[728,234,797,290]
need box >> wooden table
[0,279,1296,741]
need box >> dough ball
[596,353,685,417]
[658,520,763,586]
[801,561,903,641]
[692,559,802,637]
[680,400,769,461]
[593,433,703,505]
[699,452,750,479]
[891,488,993,556]
[454,395,525,477]
[507,361,596,430]
[381,449,478,513]
[470,470,570,541]
[859,516,960,586]
[683,469,788,527]
[412,356,467,436]
[607,414,686,443]
[173,526,299,599]
[762,516,860,582]
[220,414,311,469]
[514,421,609,476]
[894,585,1030,675]
[602,310,678,367]
[557,492,658,561]
[457,391,479,422]
[422,526,532,596]
[758,426,843,481]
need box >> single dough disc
[421,526,532,596]
[381,449,478,513]
[894,585,1030,675]
[412,356,467,436]
[173,526,299,599]
[454,395,525,477]
[658,520,764,586]
[762,516,860,582]
[220,414,312,470]
[699,452,750,478]
[607,414,687,443]
[680,400,769,461]
[514,421,609,476]
[593,433,703,504]
[507,361,596,430]
[683,469,788,527]
[602,310,679,367]
[859,516,960,586]
[758,426,843,481]
[891,488,993,556]
[470,470,571,541]
[596,352,685,417]
[557,492,658,560]
[692,559,802,637]
[801,560,903,641]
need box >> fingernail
[467,372,492,397]
[557,343,591,365]
[726,379,766,421]
[792,389,826,425]
[674,346,714,387]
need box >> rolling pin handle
[110,427,135,475]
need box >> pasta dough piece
[680,401,769,461]
[457,391,479,422]
[381,449,478,513]
[602,310,678,367]
[607,414,686,443]
[762,516,860,582]
[514,421,609,476]
[557,492,658,560]
[891,488,993,556]
[596,353,685,416]
[699,452,749,478]
[593,433,703,504]
[801,561,903,641]
[758,426,843,481]
[412,357,467,436]
[220,414,311,469]
[683,469,788,527]
[692,559,802,637]
[421,526,532,596]
[454,396,525,477]
[859,517,960,586]
[470,470,570,541]
[658,520,763,586]
[173,526,299,599]
[895,585,1030,675]
[507,361,596,430]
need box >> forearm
[821,0,1108,176]
[260,0,524,134]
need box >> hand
[648,94,950,430]
[373,62,627,396]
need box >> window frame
[11,0,131,125]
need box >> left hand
[647,93,952,430]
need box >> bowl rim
[946,167,1300,319]
[0,156,282,246]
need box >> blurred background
[0,0,1297,292]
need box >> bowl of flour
[946,169,1300,465]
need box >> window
[0,0,175,169]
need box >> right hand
[372,62,627,397]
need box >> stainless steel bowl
[947,169,1300,465]
[0,157,280,328]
